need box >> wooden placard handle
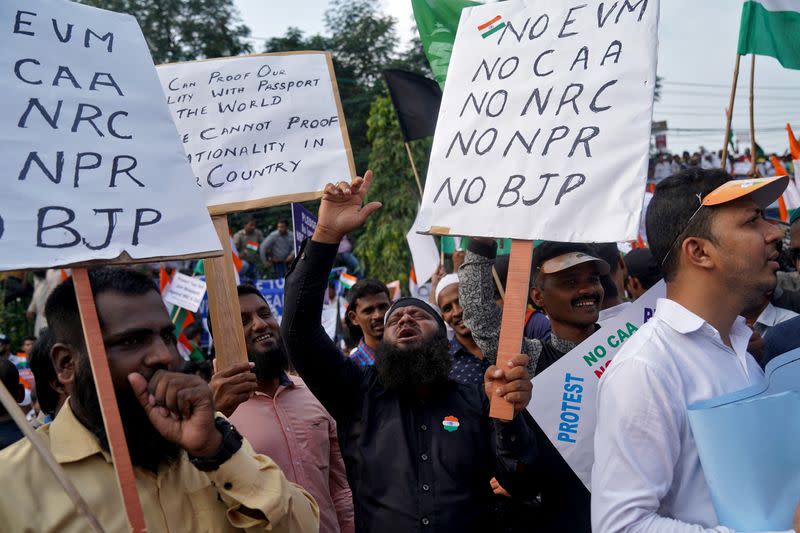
[204,215,249,371]
[490,239,534,421]
[73,268,146,532]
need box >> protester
[336,234,364,277]
[233,217,264,283]
[0,359,25,450]
[592,169,800,531]
[492,253,552,342]
[623,247,663,300]
[260,219,295,278]
[27,329,64,424]
[282,172,539,532]
[0,268,319,532]
[345,279,390,366]
[595,243,632,325]
[435,273,490,385]
[211,284,355,533]
[460,238,609,531]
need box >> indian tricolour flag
[738,0,800,69]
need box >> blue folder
[688,350,800,531]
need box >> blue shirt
[763,314,800,367]
[448,338,491,385]
[349,338,375,366]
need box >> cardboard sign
[163,272,207,313]
[291,202,317,256]
[0,0,221,271]
[157,53,355,215]
[417,0,659,241]
[529,281,666,488]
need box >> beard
[374,331,452,392]
[73,356,180,473]
[249,342,289,382]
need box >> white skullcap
[435,273,460,305]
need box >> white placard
[418,0,659,241]
[529,281,665,488]
[157,53,355,212]
[0,0,221,271]
[163,272,207,313]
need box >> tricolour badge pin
[442,416,460,432]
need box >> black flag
[383,69,442,142]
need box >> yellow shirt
[0,402,319,532]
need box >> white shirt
[754,302,798,337]
[591,298,783,533]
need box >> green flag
[411,0,481,88]
[738,0,800,70]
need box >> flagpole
[404,142,424,197]
[749,54,758,177]
[721,54,742,168]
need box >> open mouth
[397,327,417,340]
[572,297,599,309]
[254,332,274,344]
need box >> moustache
[571,293,601,306]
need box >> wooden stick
[204,215,248,371]
[73,268,146,533]
[404,142,424,197]
[721,54,742,167]
[0,381,105,533]
[492,266,506,301]
[749,54,758,177]
[491,239,534,421]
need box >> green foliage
[0,283,32,351]
[354,96,432,289]
[78,0,253,64]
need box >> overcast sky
[234,0,800,154]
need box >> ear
[681,236,715,272]
[51,343,76,393]
[347,308,357,324]
[531,285,545,309]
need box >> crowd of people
[649,147,795,183]
[1,165,800,532]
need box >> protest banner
[157,52,355,370]
[157,52,355,213]
[417,0,658,241]
[1,1,224,530]
[163,272,207,313]
[292,202,318,256]
[415,0,659,418]
[529,281,665,488]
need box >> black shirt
[282,240,539,533]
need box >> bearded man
[211,284,355,533]
[281,172,539,533]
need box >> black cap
[624,249,661,282]
[384,298,447,335]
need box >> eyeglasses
[660,193,705,268]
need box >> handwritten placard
[529,281,665,488]
[417,0,659,241]
[157,53,355,214]
[291,202,317,256]
[0,0,221,271]
[163,272,207,313]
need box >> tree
[78,0,253,64]
[354,96,432,287]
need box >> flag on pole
[339,272,358,290]
[383,69,442,142]
[411,0,481,88]
[771,155,800,221]
[788,123,800,179]
[738,0,800,70]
